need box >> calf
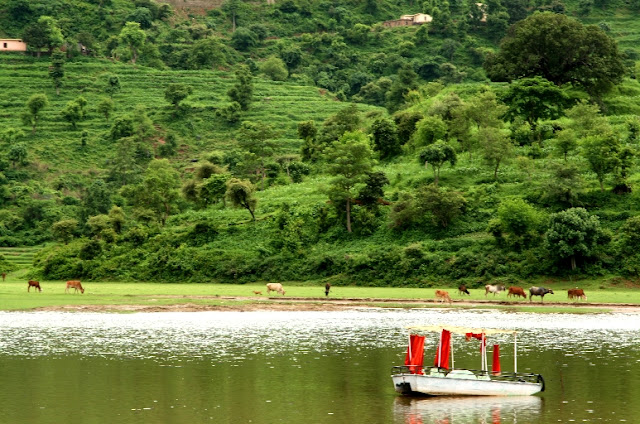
[252,290,262,295]
[266,282,285,296]
[568,288,587,301]
[485,284,506,297]
[28,280,42,292]
[435,290,452,304]
[65,280,85,294]
[325,283,331,297]
[458,284,470,296]
[1,272,5,281]
[507,286,527,299]
[529,286,553,302]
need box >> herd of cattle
[25,280,85,294]
[435,284,586,304]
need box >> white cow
[485,284,505,297]
[266,283,286,296]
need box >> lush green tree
[104,74,121,98]
[51,219,78,244]
[83,179,112,218]
[122,159,180,225]
[502,77,568,135]
[317,103,361,145]
[488,198,544,248]
[22,93,48,134]
[416,184,466,228]
[418,141,457,186]
[222,0,244,31]
[357,171,389,208]
[545,207,604,270]
[370,118,400,160]
[238,121,278,189]
[412,116,448,147]
[484,12,625,97]
[199,174,230,207]
[110,116,135,141]
[386,64,418,113]
[540,164,583,208]
[164,83,193,111]
[298,120,318,161]
[231,27,258,51]
[394,111,424,144]
[582,132,621,192]
[108,206,126,233]
[119,22,146,64]
[261,56,288,81]
[49,50,65,96]
[325,131,375,233]
[478,127,514,179]
[226,178,257,220]
[188,37,226,69]
[7,143,28,167]
[564,100,608,138]
[228,65,253,111]
[465,89,507,130]
[61,100,82,129]
[553,129,578,161]
[22,16,64,57]
[97,98,114,121]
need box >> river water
[1,308,639,423]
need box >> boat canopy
[408,325,517,336]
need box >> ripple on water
[0,309,638,359]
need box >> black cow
[529,286,554,302]
[325,283,331,297]
[458,284,470,295]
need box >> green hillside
[1,0,640,286]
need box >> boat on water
[391,325,545,396]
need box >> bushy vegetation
[1,0,640,286]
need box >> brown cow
[1,272,6,281]
[435,290,452,304]
[65,280,84,294]
[458,284,470,295]
[568,288,587,301]
[507,286,527,299]
[28,280,42,292]
[325,283,331,297]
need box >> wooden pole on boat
[450,333,455,369]
[437,331,443,368]
[514,332,518,373]
[481,333,486,371]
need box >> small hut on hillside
[0,39,27,52]
[382,13,432,28]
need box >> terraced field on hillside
[0,54,382,181]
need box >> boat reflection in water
[394,395,542,424]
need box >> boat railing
[391,365,543,386]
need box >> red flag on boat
[405,334,425,374]
[492,344,501,375]
[434,329,451,369]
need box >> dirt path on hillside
[31,296,640,313]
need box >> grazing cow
[435,290,452,304]
[529,286,553,302]
[253,290,262,295]
[1,272,6,281]
[485,284,506,297]
[507,286,527,299]
[266,282,285,296]
[568,288,587,301]
[458,284,470,296]
[65,280,85,294]
[325,283,331,297]
[28,280,42,292]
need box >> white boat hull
[392,373,543,396]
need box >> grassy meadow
[1,276,638,312]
